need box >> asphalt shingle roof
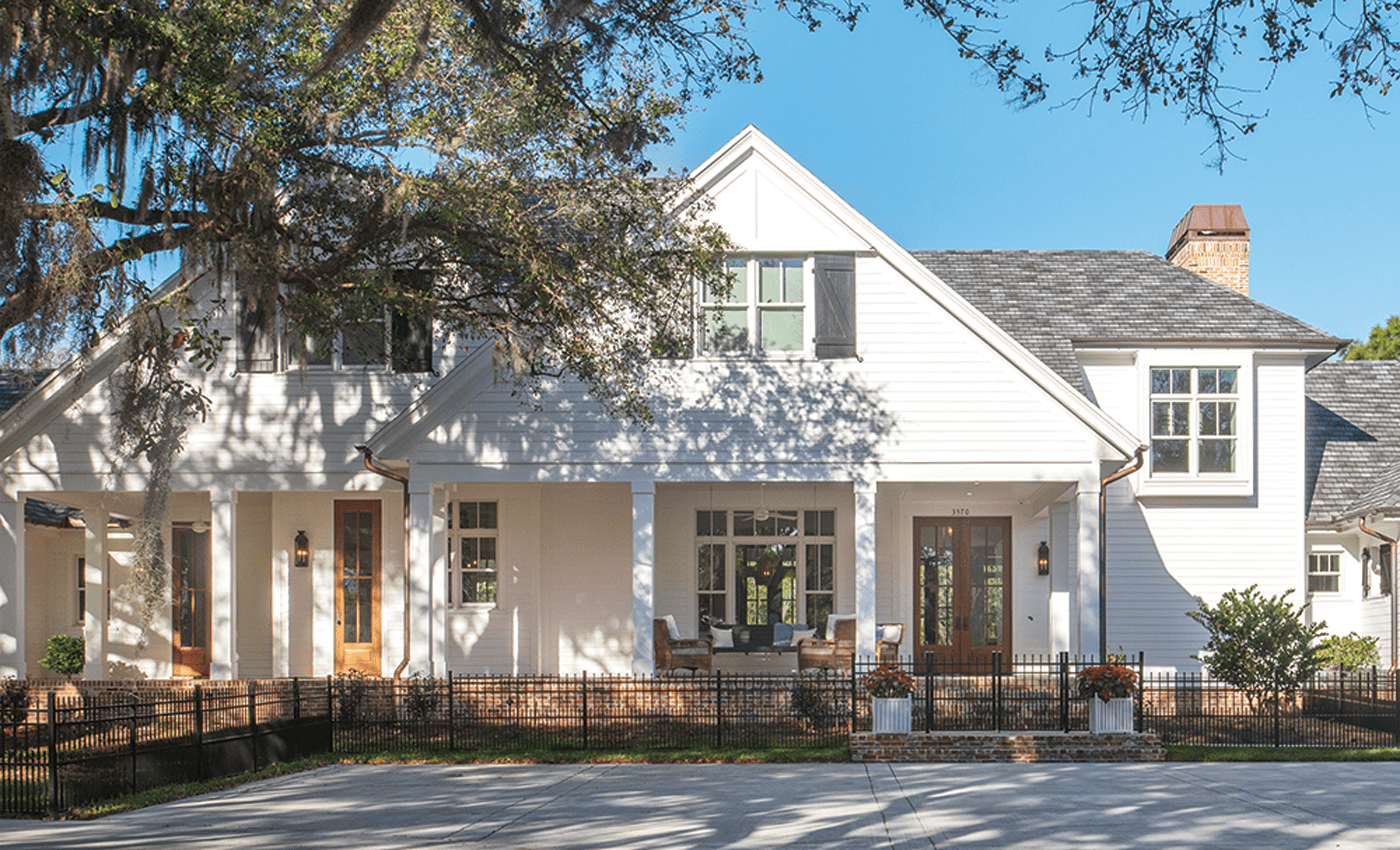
[1305,360,1400,522]
[911,250,1341,395]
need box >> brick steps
[850,731,1166,763]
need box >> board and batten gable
[1080,348,1314,669]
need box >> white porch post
[1076,487,1101,658]
[408,482,434,677]
[430,488,447,676]
[82,509,109,679]
[0,498,24,678]
[854,487,877,662]
[210,495,237,679]
[271,532,290,677]
[631,481,655,676]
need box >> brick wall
[851,732,1166,763]
[1167,239,1250,295]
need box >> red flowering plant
[861,665,917,699]
[1075,655,1138,702]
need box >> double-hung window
[1150,367,1238,475]
[1308,553,1341,594]
[448,501,498,607]
[698,254,857,358]
[695,508,836,627]
[701,257,806,354]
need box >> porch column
[209,495,237,679]
[82,509,109,680]
[271,526,290,677]
[408,482,434,677]
[854,487,877,661]
[631,481,655,676]
[1075,487,1101,658]
[429,488,447,676]
[0,498,23,678]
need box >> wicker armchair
[654,618,713,674]
[797,617,856,672]
[876,622,905,665]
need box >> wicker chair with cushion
[797,616,856,672]
[876,623,905,665]
[654,616,713,674]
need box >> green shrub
[403,672,441,720]
[1317,632,1380,671]
[1,677,29,724]
[1187,585,1324,715]
[38,634,85,678]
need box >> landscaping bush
[1,676,28,724]
[1317,632,1380,671]
[38,634,85,679]
[1187,585,1324,715]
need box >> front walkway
[3,762,1398,848]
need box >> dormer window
[698,253,857,358]
[1150,367,1238,474]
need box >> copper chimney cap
[1166,204,1249,259]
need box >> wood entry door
[171,524,211,678]
[914,517,1012,670]
[335,500,382,675]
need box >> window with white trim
[695,508,836,627]
[448,501,498,606]
[1150,367,1238,475]
[700,257,807,354]
[1308,553,1340,594]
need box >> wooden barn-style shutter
[813,252,856,358]
[236,272,278,373]
[391,269,434,374]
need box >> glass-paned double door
[914,517,1011,669]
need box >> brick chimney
[1165,205,1250,296]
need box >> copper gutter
[1100,445,1148,660]
[1359,518,1399,671]
[356,445,411,680]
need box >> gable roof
[1306,359,1400,522]
[912,250,1342,395]
[368,127,1148,462]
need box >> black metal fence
[329,671,854,755]
[857,653,1400,746]
[0,682,331,817]
[1140,668,1400,747]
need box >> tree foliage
[1187,585,1325,715]
[37,634,85,678]
[1317,631,1380,671]
[1344,315,1400,360]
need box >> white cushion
[878,624,904,644]
[791,628,816,644]
[826,613,856,640]
[663,614,681,642]
[710,627,734,648]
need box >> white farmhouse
[2,126,1390,682]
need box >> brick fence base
[850,731,1166,763]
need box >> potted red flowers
[1076,657,1138,733]
[862,665,916,734]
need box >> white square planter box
[872,697,912,734]
[1088,697,1134,734]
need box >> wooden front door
[334,500,382,675]
[171,524,211,678]
[914,517,1012,670]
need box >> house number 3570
[950,508,970,516]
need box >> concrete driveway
[2,762,1399,849]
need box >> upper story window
[236,270,433,374]
[1150,367,1238,475]
[697,253,856,359]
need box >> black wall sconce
[294,530,310,568]
[1037,541,1050,576]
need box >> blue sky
[651,6,1398,346]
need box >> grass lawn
[1166,744,1400,762]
